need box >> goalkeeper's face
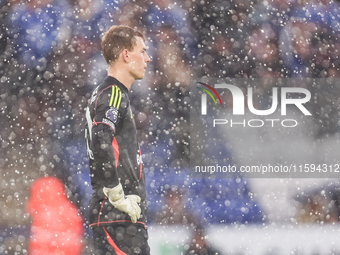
[128,37,150,80]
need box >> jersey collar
[105,76,129,94]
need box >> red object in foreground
[27,176,84,255]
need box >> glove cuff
[103,183,124,202]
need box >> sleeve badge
[106,107,119,123]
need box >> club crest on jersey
[106,107,118,123]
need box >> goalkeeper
[85,25,151,255]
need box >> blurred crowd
[1,0,340,254]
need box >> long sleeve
[86,76,148,227]
[86,84,125,189]
[91,122,120,188]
